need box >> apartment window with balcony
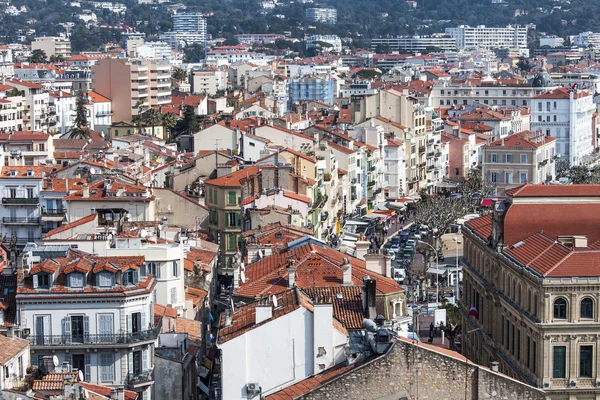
[129,312,144,334]
[553,346,566,378]
[8,188,15,198]
[39,144,44,151]
[580,346,593,378]
[520,154,527,164]
[27,188,34,198]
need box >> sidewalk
[418,314,451,349]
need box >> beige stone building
[31,36,71,58]
[482,130,556,195]
[461,184,600,399]
[92,58,171,123]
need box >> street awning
[386,202,407,210]
[481,199,494,207]
[426,267,447,275]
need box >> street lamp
[417,240,439,303]
[453,236,462,302]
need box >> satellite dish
[240,270,246,283]
[52,356,59,367]
[272,294,278,308]
[89,167,96,175]
[78,370,84,381]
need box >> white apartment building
[370,35,457,52]
[38,237,186,314]
[135,41,171,59]
[7,80,49,132]
[48,91,75,135]
[192,71,217,95]
[383,138,406,199]
[31,36,72,58]
[86,91,112,133]
[0,166,45,246]
[322,140,362,215]
[445,25,528,50]
[1,131,53,167]
[0,94,24,133]
[0,47,14,78]
[531,88,595,165]
[347,124,386,208]
[305,7,337,24]
[173,12,207,35]
[306,35,342,53]
[572,32,600,49]
[18,250,158,400]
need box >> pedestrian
[429,322,434,336]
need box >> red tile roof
[33,372,78,391]
[7,130,49,141]
[43,213,97,238]
[63,178,153,202]
[204,166,260,188]
[488,131,555,148]
[325,140,355,155]
[242,222,313,253]
[506,183,600,197]
[0,333,29,364]
[464,214,492,241]
[535,87,589,99]
[79,382,137,400]
[234,244,402,298]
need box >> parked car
[390,244,401,253]
[391,236,401,245]
[406,239,416,247]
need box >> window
[98,314,113,342]
[520,154,527,164]
[581,298,593,319]
[172,260,179,277]
[490,172,497,183]
[227,212,237,227]
[132,350,142,374]
[35,273,50,289]
[145,262,160,278]
[8,188,15,198]
[580,346,593,378]
[519,172,527,184]
[100,354,114,382]
[70,315,87,343]
[69,273,84,288]
[27,188,34,198]
[129,312,143,334]
[553,346,566,378]
[228,234,237,251]
[97,272,114,287]
[554,298,567,319]
[71,354,85,374]
[505,172,512,184]
[228,191,236,205]
[123,269,138,286]
[490,154,498,163]
[533,341,537,373]
[504,154,513,163]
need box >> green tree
[49,54,65,63]
[516,56,534,72]
[29,49,47,63]
[142,108,163,137]
[162,112,178,143]
[182,105,200,134]
[374,43,391,54]
[172,67,188,83]
[355,69,381,80]
[183,43,204,63]
[68,95,90,139]
[132,99,146,134]
[222,35,240,46]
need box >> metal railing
[42,208,66,216]
[2,197,39,205]
[2,217,40,224]
[27,323,161,347]
[127,369,153,386]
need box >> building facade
[370,35,457,52]
[445,25,528,50]
[305,8,337,24]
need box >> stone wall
[298,339,546,400]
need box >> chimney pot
[490,361,499,372]
[287,260,296,287]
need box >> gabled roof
[204,166,260,188]
[488,131,555,148]
[535,87,589,100]
[506,183,600,197]
[43,213,96,238]
[0,335,29,364]
[234,244,402,298]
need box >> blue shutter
[84,354,90,381]
[142,348,148,371]
[64,354,71,370]
[128,352,133,376]
[83,316,89,342]
[141,311,147,331]
[156,263,161,279]
[63,316,71,344]
[126,314,132,334]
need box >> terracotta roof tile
[204,166,259,188]
[0,332,28,364]
[43,213,97,238]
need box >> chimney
[255,297,273,324]
[116,187,124,197]
[362,277,377,319]
[355,235,371,261]
[365,253,391,278]
[82,183,89,198]
[287,259,296,287]
[490,361,499,372]
[341,257,352,285]
[313,296,333,372]
[110,389,118,400]
[574,235,588,248]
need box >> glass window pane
[580,346,593,378]
[553,346,566,378]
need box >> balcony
[351,178,357,184]
[2,197,39,205]
[127,369,153,388]
[41,208,66,221]
[427,165,434,171]
[368,165,376,172]
[3,217,40,224]
[367,180,376,187]
[96,110,113,117]
[27,321,162,349]
[419,146,426,153]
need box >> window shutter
[84,354,90,381]
[126,314,132,334]
[64,316,71,344]
[236,212,241,227]
[142,348,148,371]
[33,274,38,289]
[133,269,139,284]
[48,274,53,288]
[141,312,147,331]
[149,303,154,328]
[83,316,89,341]
[128,352,133,376]
[140,263,146,277]
[156,263,161,279]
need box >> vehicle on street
[391,237,401,245]
[390,244,401,253]
[413,233,421,240]
[406,239,416,247]
[406,332,421,342]
[407,303,420,312]
[451,192,463,199]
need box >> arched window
[581,298,594,319]
[554,298,567,319]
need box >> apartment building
[383,138,406,199]
[192,71,217,95]
[1,131,54,167]
[305,7,337,24]
[481,130,556,195]
[347,125,386,209]
[320,140,362,214]
[445,25,528,50]
[0,92,24,133]
[0,47,14,78]
[85,91,112,133]
[47,91,75,135]
[306,35,342,53]
[19,249,158,399]
[461,184,600,399]
[31,36,72,58]
[7,80,50,132]
[531,88,595,165]
[289,75,335,105]
[173,12,207,37]
[371,35,457,53]
[455,107,530,140]
[92,58,171,123]
[234,34,285,44]
[0,166,49,247]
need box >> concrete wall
[153,188,209,230]
[299,339,546,400]
[154,355,183,400]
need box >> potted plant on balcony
[323,172,332,182]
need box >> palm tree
[143,108,163,138]
[162,112,178,143]
[133,99,145,134]
[68,95,90,139]
[171,67,188,84]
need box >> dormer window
[26,170,33,177]
[33,273,51,289]
[9,170,16,177]
[122,269,138,286]
[69,272,85,288]
[97,271,114,288]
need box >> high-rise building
[305,8,337,24]
[173,12,207,36]
[445,25,528,50]
[31,36,72,58]
[92,58,171,123]
[371,35,457,52]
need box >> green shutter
[228,191,236,205]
